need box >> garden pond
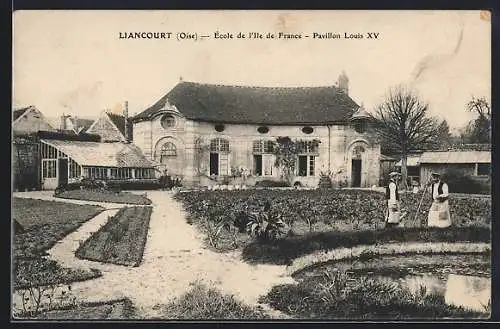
[294,252,491,313]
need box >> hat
[431,172,441,177]
[389,171,401,177]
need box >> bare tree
[371,85,440,189]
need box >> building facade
[13,106,57,191]
[132,76,381,188]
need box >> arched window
[161,114,176,129]
[160,142,177,163]
[210,138,230,153]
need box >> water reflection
[400,274,490,313]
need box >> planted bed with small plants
[174,189,491,260]
[75,206,153,266]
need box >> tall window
[86,167,109,179]
[297,140,319,177]
[253,140,275,176]
[135,168,153,179]
[41,142,57,159]
[160,142,177,164]
[69,158,81,178]
[209,138,230,176]
[42,159,57,178]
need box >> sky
[13,10,491,132]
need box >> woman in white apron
[385,171,402,228]
[427,172,452,228]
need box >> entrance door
[58,158,68,187]
[298,155,308,177]
[254,155,262,176]
[351,159,361,187]
[210,153,219,175]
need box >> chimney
[124,101,130,142]
[60,113,67,130]
[73,115,78,132]
[337,71,349,95]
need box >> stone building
[12,106,57,190]
[13,106,56,136]
[131,74,381,188]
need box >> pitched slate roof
[13,106,33,122]
[106,112,133,140]
[69,117,95,133]
[419,151,491,164]
[133,81,360,125]
[41,139,154,168]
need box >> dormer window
[161,114,176,129]
[354,120,367,134]
[351,105,370,134]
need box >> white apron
[386,200,401,225]
[427,199,451,228]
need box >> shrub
[255,180,291,188]
[440,168,489,194]
[246,201,287,242]
[154,283,269,319]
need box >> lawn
[75,206,153,266]
[55,189,152,205]
[174,189,491,261]
[13,198,105,289]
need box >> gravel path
[14,191,294,319]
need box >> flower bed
[75,206,153,266]
[175,189,490,233]
[55,189,152,205]
[174,189,491,256]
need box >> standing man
[385,171,402,228]
[427,172,452,228]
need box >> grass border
[286,242,491,276]
[54,190,152,205]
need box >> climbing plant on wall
[273,137,321,184]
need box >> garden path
[16,191,294,319]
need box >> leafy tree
[371,85,440,189]
[464,96,491,144]
[428,119,453,150]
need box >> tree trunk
[401,153,408,191]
